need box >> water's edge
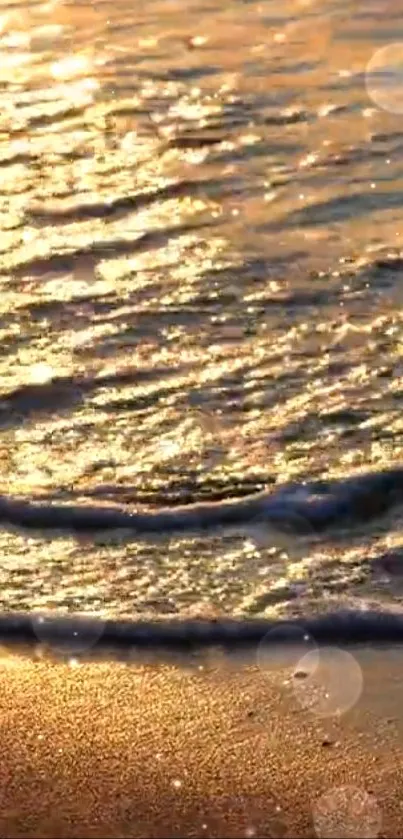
[2,610,403,666]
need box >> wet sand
[0,644,403,838]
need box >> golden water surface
[0,0,402,618]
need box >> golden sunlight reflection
[0,14,10,34]
[0,654,24,671]
[50,53,94,81]
[27,363,55,385]
[165,96,221,125]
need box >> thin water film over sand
[0,0,402,620]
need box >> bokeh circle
[366,43,403,114]
[292,646,363,718]
[32,612,105,656]
[256,621,318,673]
[313,785,382,838]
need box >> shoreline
[0,643,403,837]
[2,610,403,665]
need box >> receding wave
[3,609,403,664]
[1,467,403,537]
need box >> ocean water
[0,0,402,624]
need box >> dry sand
[0,644,402,838]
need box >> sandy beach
[1,0,403,835]
[0,644,402,838]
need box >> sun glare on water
[50,53,94,81]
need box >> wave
[3,610,403,664]
[1,467,403,538]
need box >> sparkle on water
[0,0,402,622]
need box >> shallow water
[0,0,402,620]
